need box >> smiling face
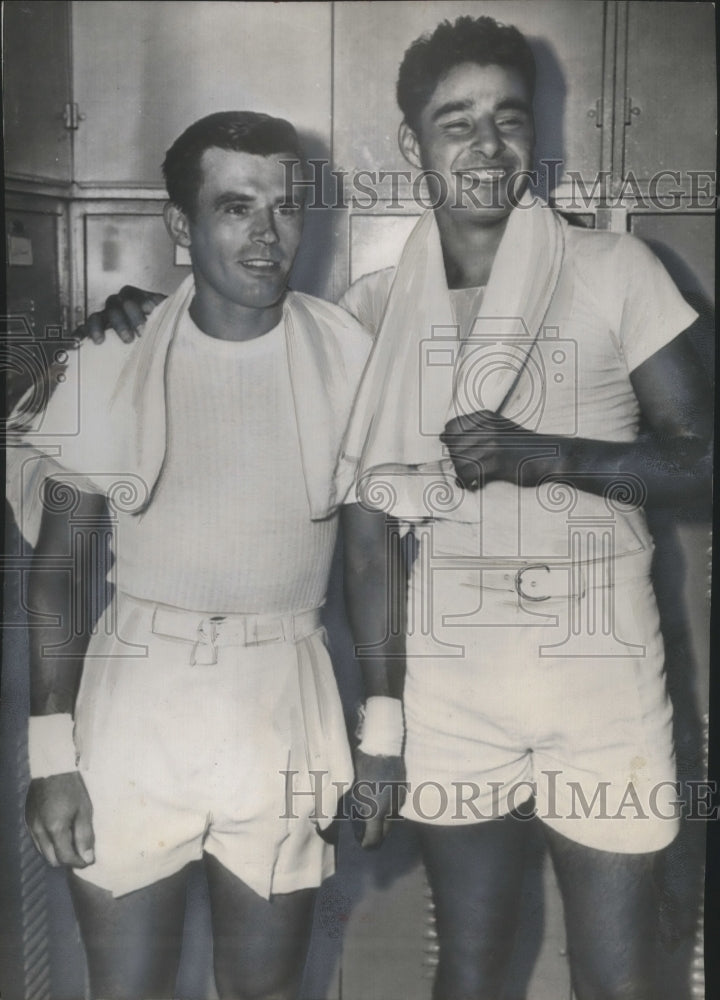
[167,147,304,318]
[400,61,535,225]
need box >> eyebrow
[213,191,255,209]
[431,99,473,121]
[431,97,531,121]
[495,99,531,115]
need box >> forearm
[342,514,406,701]
[348,593,405,702]
[341,503,408,844]
[346,610,406,702]
[27,563,87,716]
[446,334,714,507]
[527,430,712,505]
[27,486,107,716]
[23,487,103,866]
[26,550,88,784]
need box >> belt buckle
[515,564,551,602]
[205,618,220,644]
[191,616,223,665]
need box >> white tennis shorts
[400,531,679,854]
[72,592,352,899]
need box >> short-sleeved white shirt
[339,228,697,562]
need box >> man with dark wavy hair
[337,15,710,1000]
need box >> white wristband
[28,714,78,779]
[358,696,404,756]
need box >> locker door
[3,0,73,183]
[621,2,716,188]
[71,1,333,187]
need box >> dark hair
[397,16,536,131]
[162,111,303,215]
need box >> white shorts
[72,593,353,899]
[400,539,679,854]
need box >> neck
[189,287,285,342]
[435,211,509,289]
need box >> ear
[398,121,422,169]
[163,202,192,248]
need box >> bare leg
[544,825,660,1000]
[416,814,530,1000]
[68,867,189,999]
[205,853,316,1000]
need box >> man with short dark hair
[15,110,404,1000]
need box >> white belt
[121,594,321,665]
[477,564,585,602]
[458,554,647,602]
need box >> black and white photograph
[2,2,716,998]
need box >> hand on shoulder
[76,286,167,345]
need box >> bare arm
[341,502,406,698]
[341,502,407,847]
[443,331,712,507]
[25,482,107,868]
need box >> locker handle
[63,102,86,130]
[587,98,603,128]
[624,97,642,126]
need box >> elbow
[677,433,713,486]
[653,433,713,509]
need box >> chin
[447,201,514,226]
[229,279,288,309]
[245,287,288,309]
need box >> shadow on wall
[289,131,337,301]
[530,37,566,201]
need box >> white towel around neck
[335,197,566,520]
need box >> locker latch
[587,98,603,128]
[63,102,86,130]
[624,97,642,126]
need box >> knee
[568,930,656,1000]
[571,965,656,1000]
[216,987,296,1000]
[573,986,655,1000]
[432,939,511,1000]
[433,972,506,1000]
[83,941,178,999]
[214,962,301,1000]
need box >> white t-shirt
[339,228,698,562]
[116,312,337,613]
[10,288,371,612]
